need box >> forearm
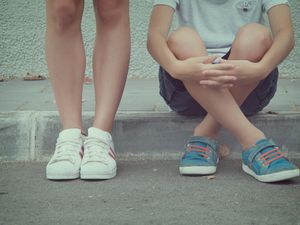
[147,30,178,76]
[259,4,295,77]
[259,28,295,76]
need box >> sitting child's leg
[194,24,273,143]
[168,26,265,148]
[167,26,299,182]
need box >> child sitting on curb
[147,0,299,182]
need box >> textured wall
[0,0,299,78]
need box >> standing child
[147,0,299,182]
[45,0,130,180]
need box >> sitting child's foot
[81,127,117,180]
[179,136,219,175]
[46,128,83,180]
[242,139,299,182]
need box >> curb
[1,111,300,162]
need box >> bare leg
[45,0,85,129]
[168,25,272,148]
[194,24,273,142]
[92,0,130,132]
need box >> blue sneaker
[179,136,219,175]
[242,139,299,182]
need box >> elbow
[290,35,295,51]
[146,31,154,55]
[146,34,151,54]
[287,28,295,51]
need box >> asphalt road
[1,159,300,225]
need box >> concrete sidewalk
[1,78,300,112]
[1,78,300,161]
[0,160,300,225]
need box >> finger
[200,77,234,86]
[203,69,236,77]
[199,80,224,87]
[219,59,227,64]
[203,74,236,81]
[211,76,237,82]
[212,57,222,64]
[204,64,235,71]
[221,83,234,88]
[201,83,234,89]
[203,55,218,64]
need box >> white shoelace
[83,137,111,165]
[50,140,82,164]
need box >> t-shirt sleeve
[153,0,179,10]
[262,0,289,12]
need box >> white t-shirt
[153,0,289,55]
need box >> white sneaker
[46,128,83,180]
[81,127,117,180]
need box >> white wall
[0,0,299,78]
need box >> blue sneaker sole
[242,164,300,182]
[179,166,217,175]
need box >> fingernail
[212,57,222,64]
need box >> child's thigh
[167,27,207,57]
[231,23,272,61]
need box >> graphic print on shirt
[235,0,259,22]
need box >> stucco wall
[0,0,299,78]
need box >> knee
[167,27,206,59]
[95,0,128,25]
[168,27,199,49]
[48,1,82,32]
[233,23,272,61]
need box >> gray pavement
[1,159,300,225]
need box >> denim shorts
[159,51,279,116]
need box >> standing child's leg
[92,0,130,132]
[80,0,130,180]
[45,0,85,180]
[45,0,85,129]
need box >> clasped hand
[201,59,267,87]
[172,56,266,88]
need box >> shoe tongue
[256,138,285,166]
[256,139,275,154]
[59,128,81,139]
[88,127,112,140]
[255,138,274,154]
[191,141,206,147]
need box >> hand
[171,55,236,88]
[201,60,268,86]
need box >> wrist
[167,60,184,80]
[257,61,274,79]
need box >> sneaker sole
[46,173,80,180]
[80,169,117,180]
[242,164,300,182]
[179,166,217,175]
